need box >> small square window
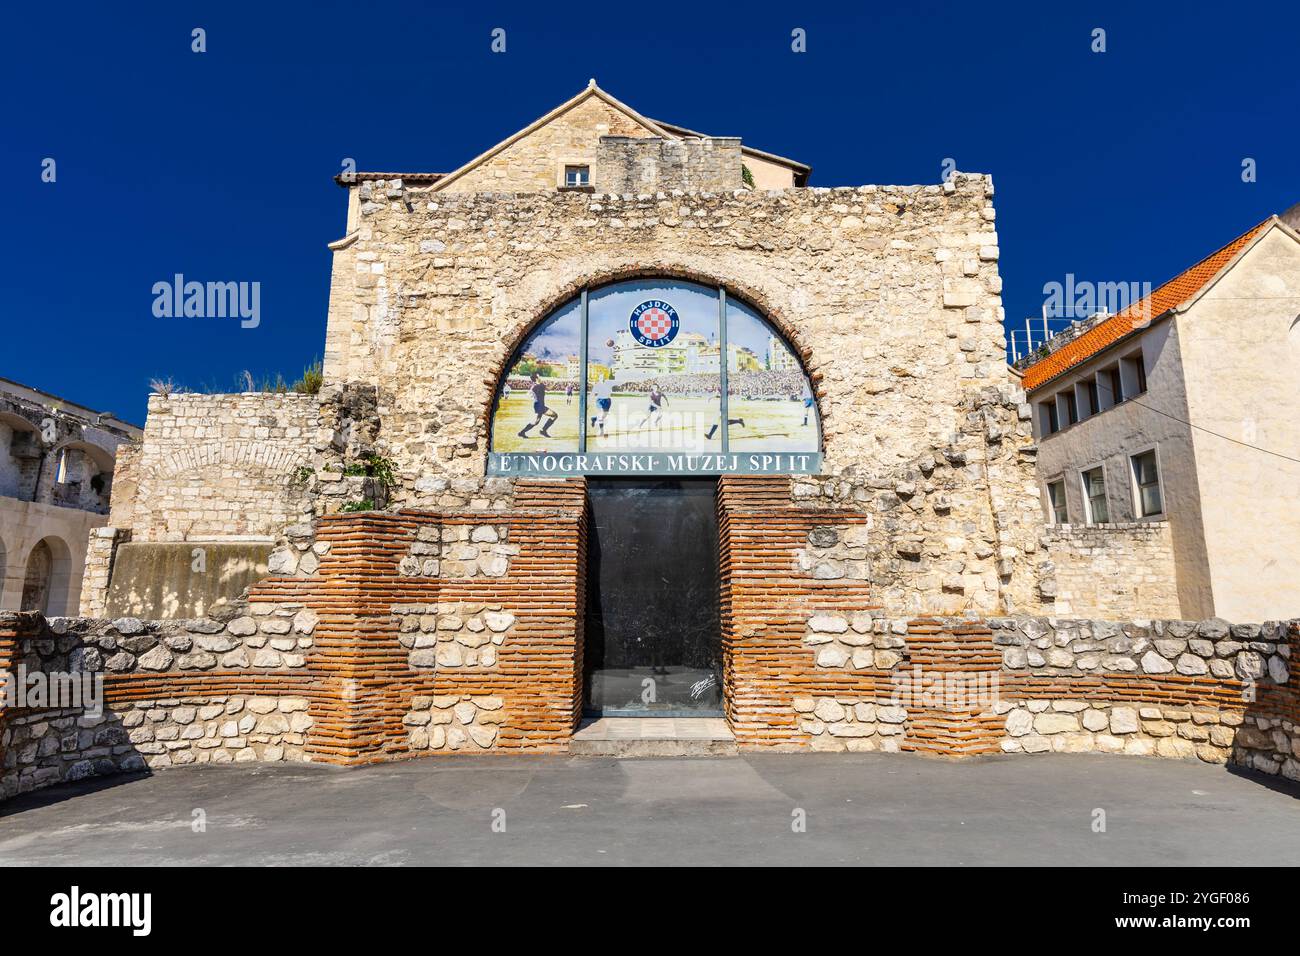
[1047,479,1068,525]
[1132,450,1163,517]
[564,165,589,187]
[1082,466,1109,524]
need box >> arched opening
[487,276,821,475]
[20,536,72,615]
[0,412,42,501]
[486,276,821,729]
[47,441,115,513]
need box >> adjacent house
[1016,205,1300,622]
[0,378,140,615]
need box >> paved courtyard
[1,753,1296,866]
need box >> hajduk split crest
[629,300,680,347]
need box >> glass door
[583,478,722,715]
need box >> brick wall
[8,475,1295,802]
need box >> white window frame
[1044,475,1069,526]
[1120,351,1146,398]
[1129,445,1166,519]
[559,162,590,188]
[1079,461,1110,525]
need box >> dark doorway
[584,478,722,716]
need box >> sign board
[489,451,821,477]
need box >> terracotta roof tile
[1020,219,1271,392]
[333,172,445,186]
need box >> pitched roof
[332,81,810,189]
[333,171,444,186]
[1020,218,1273,392]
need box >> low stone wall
[3,696,314,795]
[745,607,1298,777]
[1045,521,1181,618]
[6,492,1299,803]
[45,605,318,674]
[1,605,321,798]
[990,617,1288,682]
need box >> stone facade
[394,602,515,669]
[3,696,314,795]
[595,136,742,194]
[0,378,140,615]
[397,523,516,579]
[5,503,1299,800]
[315,172,1046,617]
[106,392,318,541]
[1044,521,1181,618]
[23,86,1289,803]
[403,694,506,752]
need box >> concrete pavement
[1,753,1296,866]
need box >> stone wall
[594,136,742,193]
[325,176,1009,479]
[989,616,1289,683]
[433,94,655,194]
[321,174,1049,615]
[5,491,1299,801]
[0,593,324,797]
[1045,521,1181,618]
[996,698,1298,778]
[107,391,320,542]
[2,696,314,795]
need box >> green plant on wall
[742,163,755,188]
[342,453,397,489]
[339,498,375,513]
[292,358,323,394]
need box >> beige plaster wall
[0,497,102,615]
[1033,319,1210,617]
[1176,225,1300,621]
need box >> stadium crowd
[501,370,807,401]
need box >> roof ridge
[1020,216,1273,392]
[1114,217,1272,323]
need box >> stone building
[1017,206,1300,622]
[0,377,140,616]
[3,84,1296,797]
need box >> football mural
[490,278,820,467]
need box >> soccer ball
[605,338,615,348]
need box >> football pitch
[493,393,818,454]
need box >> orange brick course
[4,476,1297,790]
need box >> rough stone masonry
[7,92,1289,802]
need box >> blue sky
[4,0,1297,425]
